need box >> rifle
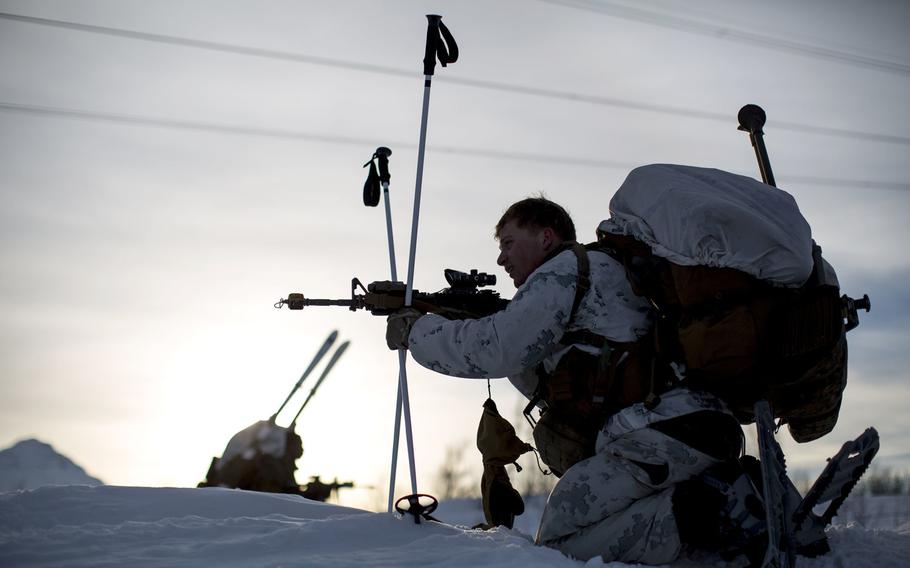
[275,268,509,318]
[301,476,357,502]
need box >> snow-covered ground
[1,439,908,567]
[1,485,908,567]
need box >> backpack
[596,163,847,443]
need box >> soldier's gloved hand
[385,307,423,350]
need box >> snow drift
[1,485,909,567]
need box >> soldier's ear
[539,227,555,250]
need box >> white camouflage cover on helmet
[598,164,814,287]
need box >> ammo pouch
[531,409,596,478]
[528,338,657,477]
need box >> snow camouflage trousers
[536,388,731,564]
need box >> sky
[1,0,908,511]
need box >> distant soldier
[200,421,304,494]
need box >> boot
[673,457,768,566]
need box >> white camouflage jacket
[407,246,653,400]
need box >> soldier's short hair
[495,197,576,242]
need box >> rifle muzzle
[285,293,306,310]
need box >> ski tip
[858,427,881,454]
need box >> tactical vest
[526,243,660,476]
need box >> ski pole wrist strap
[423,15,458,76]
[363,158,380,206]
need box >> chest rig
[522,243,661,475]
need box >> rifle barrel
[281,293,360,310]
[304,299,355,307]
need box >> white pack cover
[216,420,288,469]
[598,164,814,287]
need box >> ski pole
[363,146,398,277]
[737,104,776,187]
[290,340,351,426]
[363,146,406,512]
[271,330,339,423]
[377,148,397,279]
[377,146,407,514]
[377,148,408,513]
[395,14,458,516]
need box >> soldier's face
[496,220,554,288]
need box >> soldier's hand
[385,307,423,350]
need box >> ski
[792,427,880,555]
[754,401,881,565]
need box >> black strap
[561,329,607,349]
[362,157,380,207]
[568,243,590,326]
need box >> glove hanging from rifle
[475,397,532,530]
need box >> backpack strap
[523,243,594,424]
[568,243,590,326]
[564,242,656,413]
[523,241,660,436]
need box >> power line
[2,11,908,147]
[436,75,910,146]
[781,174,910,193]
[537,0,910,76]
[0,102,379,145]
[0,101,638,170]
[0,12,417,79]
[3,101,907,193]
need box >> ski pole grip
[376,146,392,184]
[738,104,766,134]
[423,15,458,76]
